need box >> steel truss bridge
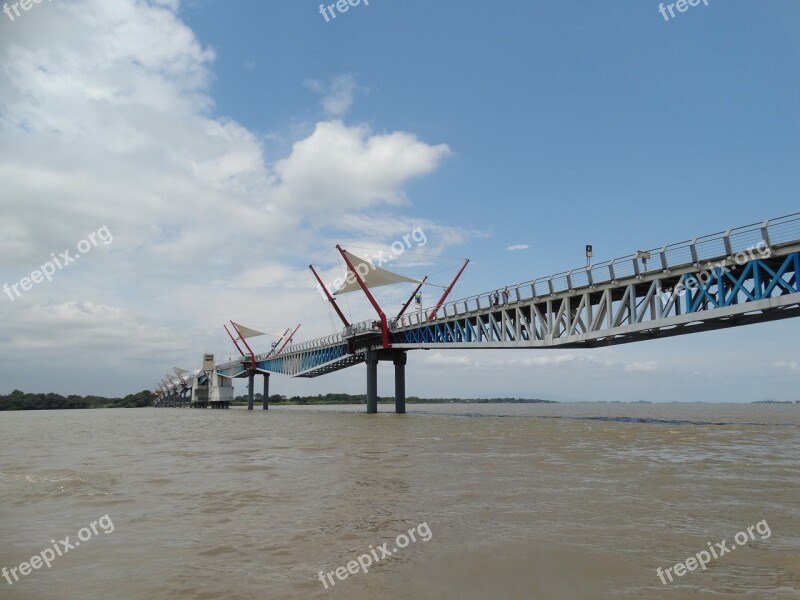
[156,212,800,412]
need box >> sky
[0,0,798,402]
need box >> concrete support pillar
[394,352,407,414]
[247,372,254,410]
[366,350,378,414]
[263,373,270,410]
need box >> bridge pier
[263,373,270,410]
[364,349,407,414]
[247,372,254,410]
[366,351,378,413]
[394,353,406,414]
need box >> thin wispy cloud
[304,73,365,117]
[507,244,529,251]
[424,352,474,367]
[624,361,658,373]
[773,361,800,371]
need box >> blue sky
[0,0,798,401]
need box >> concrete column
[394,352,407,414]
[366,350,378,414]
[247,372,254,410]
[263,373,270,410]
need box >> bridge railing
[201,213,800,375]
[399,211,800,326]
[255,332,344,361]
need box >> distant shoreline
[0,390,556,412]
[0,390,557,410]
[232,396,558,406]
[2,390,797,411]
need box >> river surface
[1,403,798,599]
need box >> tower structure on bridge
[310,246,468,413]
[222,321,300,410]
[203,353,233,409]
[155,213,800,414]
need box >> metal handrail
[249,212,800,343]
[402,211,800,326]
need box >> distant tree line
[0,389,554,411]
[0,390,154,411]
[232,393,556,405]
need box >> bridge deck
[213,213,800,379]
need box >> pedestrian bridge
[157,212,800,412]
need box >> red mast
[275,324,301,355]
[230,321,257,370]
[397,276,427,321]
[336,245,391,348]
[428,259,470,320]
[309,265,350,327]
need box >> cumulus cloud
[0,0,465,394]
[273,120,451,214]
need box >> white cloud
[507,244,529,251]
[273,120,451,214]
[624,361,658,372]
[492,354,605,368]
[424,353,474,367]
[773,361,800,371]
[304,73,364,117]
[0,0,464,394]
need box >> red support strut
[336,245,391,349]
[428,259,470,321]
[224,324,245,356]
[275,324,301,356]
[309,265,350,327]
[230,321,257,371]
[397,276,427,321]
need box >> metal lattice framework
[216,334,358,379]
[198,212,800,381]
[392,250,800,349]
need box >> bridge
[155,212,800,412]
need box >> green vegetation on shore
[231,393,556,406]
[0,390,555,410]
[0,390,154,411]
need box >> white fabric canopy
[232,323,266,339]
[334,250,423,295]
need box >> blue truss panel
[761,256,797,296]
[723,263,756,305]
[685,253,800,314]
